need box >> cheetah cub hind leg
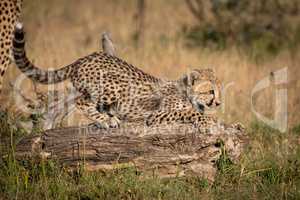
[76,97,120,129]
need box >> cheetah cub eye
[180,69,222,113]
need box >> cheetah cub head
[180,68,222,113]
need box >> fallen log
[15,123,248,182]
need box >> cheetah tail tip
[15,22,23,30]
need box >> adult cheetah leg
[76,97,120,129]
[0,0,23,96]
[146,109,218,131]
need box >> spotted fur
[13,23,221,129]
[0,0,22,94]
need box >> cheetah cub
[13,23,221,129]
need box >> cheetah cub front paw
[90,116,121,129]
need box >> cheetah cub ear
[180,70,201,87]
[181,68,217,87]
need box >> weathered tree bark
[15,123,248,182]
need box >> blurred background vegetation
[0,1,300,199]
[183,0,300,60]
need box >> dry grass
[1,0,299,128]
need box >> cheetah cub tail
[13,22,74,84]
[15,22,23,30]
